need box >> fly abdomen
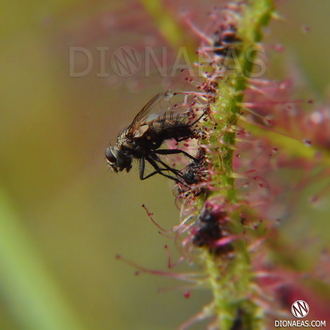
[163,126,193,141]
[146,118,192,142]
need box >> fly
[105,91,206,183]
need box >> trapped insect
[192,201,233,255]
[181,148,207,185]
[213,23,242,56]
[105,91,207,182]
[173,148,208,199]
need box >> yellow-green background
[1,1,330,329]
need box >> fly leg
[139,157,181,182]
[155,149,199,161]
[151,155,194,187]
[151,153,184,177]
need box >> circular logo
[291,300,309,319]
[111,46,141,77]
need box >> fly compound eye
[105,147,116,164]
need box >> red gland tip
[309,195,318,204]
[303,139,312,146]
[273,44,285,52]
[184,291,191,298]
[302,25,311,33]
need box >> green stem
[203,1,276,329]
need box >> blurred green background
[1,0,330,329]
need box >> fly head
[105,146,132,173]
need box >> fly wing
[128,92,168,130]
[125,90,198,138]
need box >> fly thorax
[151,121,164,134]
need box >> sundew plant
[2,1,330,330]
[112,1,330,329]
